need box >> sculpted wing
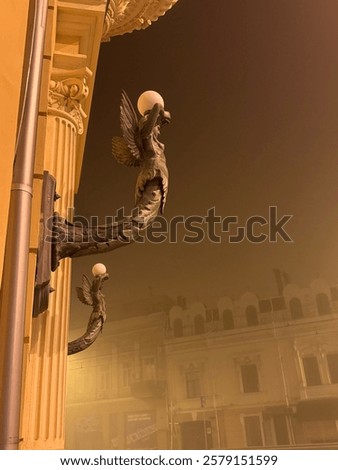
[112,90,142,167]
[112,136,141,167]
[76,274,93,306]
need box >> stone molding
[102,0,178,41]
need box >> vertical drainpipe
[0,0,48,450]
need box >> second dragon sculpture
[68,265,109,355]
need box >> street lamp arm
[52,177,162,269]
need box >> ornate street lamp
[34,90,171,352]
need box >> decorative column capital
[48,75,90,134]
[102,0,178,42]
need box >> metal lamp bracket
[33,171,57,317]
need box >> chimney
[273,268,284,296]
[282,271,291,286]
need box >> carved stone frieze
[48,77,89,134]
[102,0,178,41]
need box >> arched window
[316,293,330,316]
[289,297,303,320]
[246,305,258,326]
[194,314,205,335]
[173,318,183,337]
[223,309,234,330]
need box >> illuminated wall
[0,0,178,450]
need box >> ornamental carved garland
[102,0,178,41]
[48,78,89,134]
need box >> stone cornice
[102,0,178,41]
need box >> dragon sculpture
[112,90,170,214]
[52,90,171,270]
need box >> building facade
[66,296,173,450]
[66,279,338,449]
[0,0,177,450]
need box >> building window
[194,314,205,335]
[142,357,156,381]
[243,415,264,447]
[300,418,338,444]
[289,297,303,320]
[223,309,234,330]
[173,318,183,338]
[302,356,322,386]
[121,362,133,388]
[241,363,260,393]
[316,293,331,316]
[272,415,290,445]
[246,305,258,326]
[97,365,111,399]
[186,366,201,398]
[327,353,338,384]
[76,368,91,397]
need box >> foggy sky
[70,0,338,325]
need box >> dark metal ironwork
[33,171,57,317]
[68,271,109,355]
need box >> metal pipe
[0,0,48,450]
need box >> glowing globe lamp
[92,263,107,277]
[137,90,164,116]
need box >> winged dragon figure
[112,90,171,215]
[52,90,171,267]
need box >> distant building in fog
[66,280,338,449]
[66,295,172,450]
